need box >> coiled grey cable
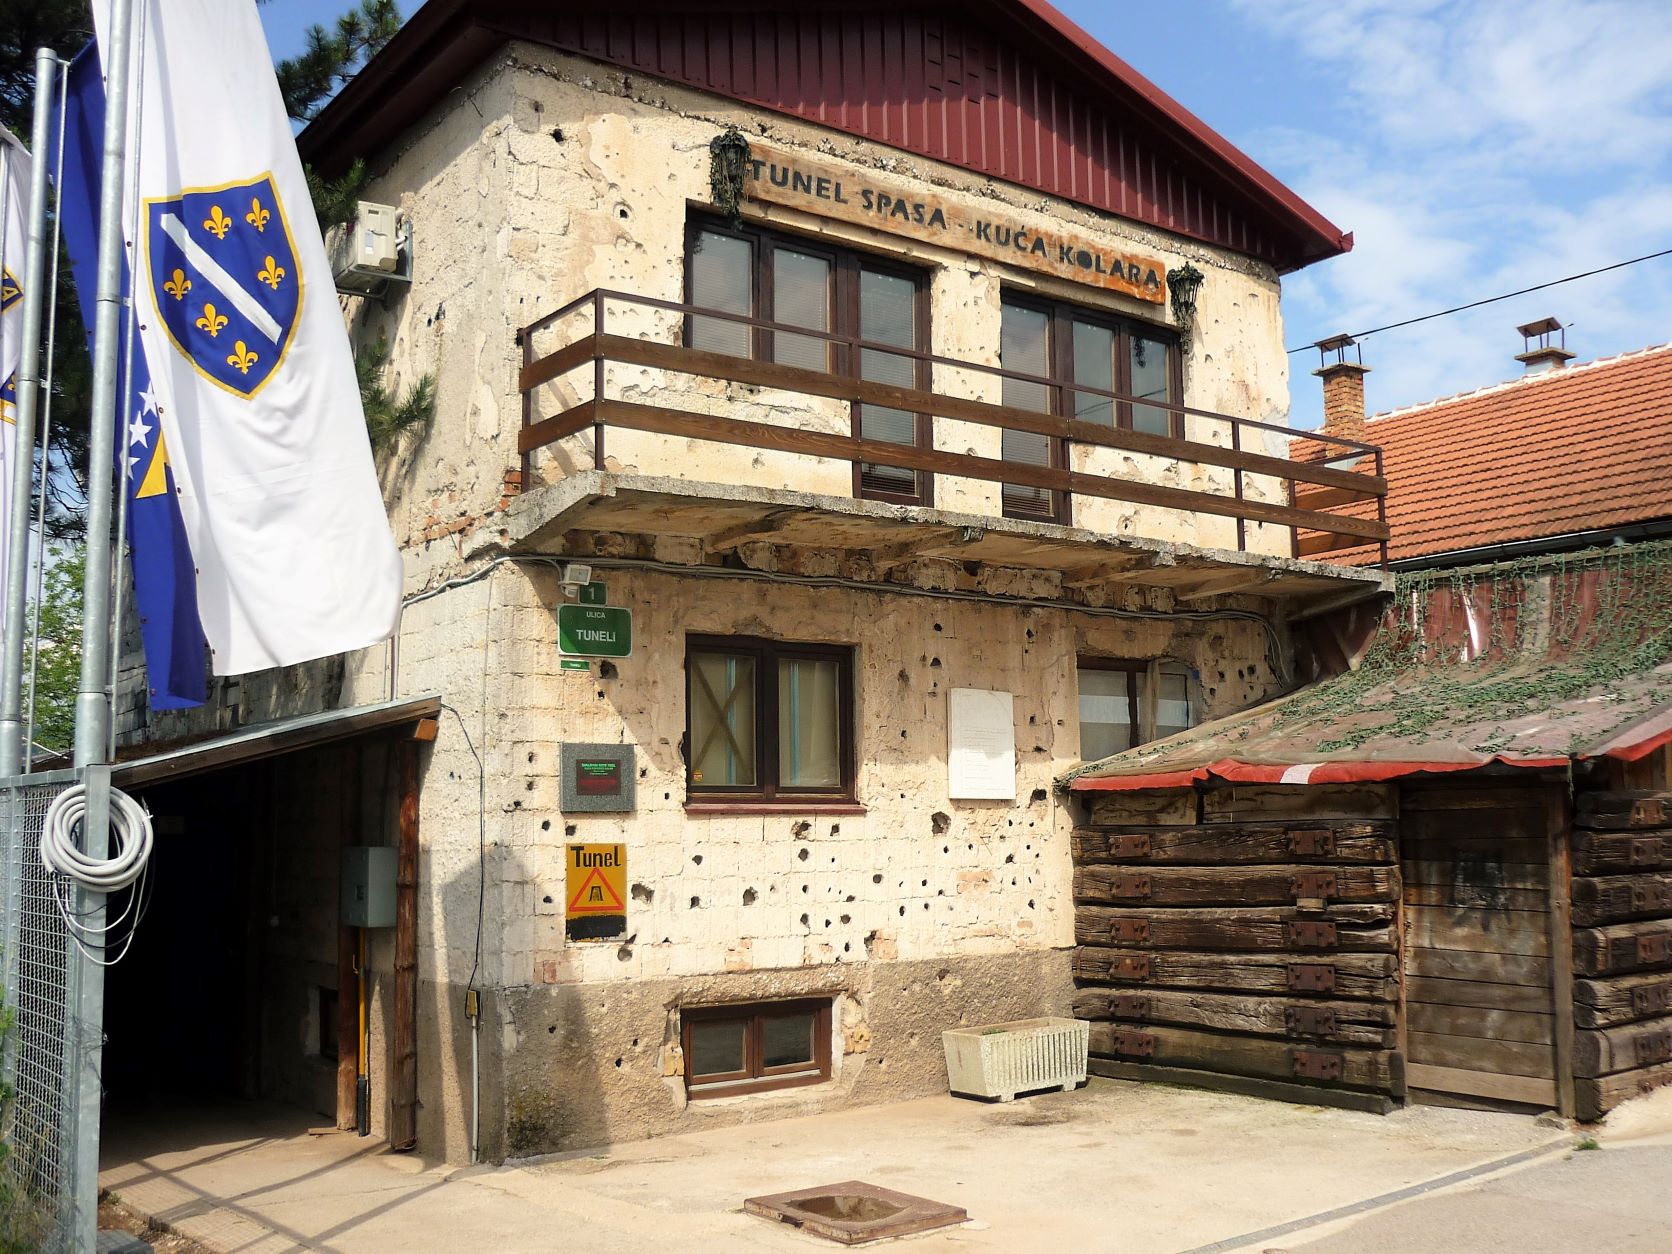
[40,783,153,892]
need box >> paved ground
[98,1079,1611,1253]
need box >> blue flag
[57,44,206,709]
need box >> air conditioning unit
[327,200,412,299]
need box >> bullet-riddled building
[102,0,1389,1163]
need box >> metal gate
[1,771,81,1252]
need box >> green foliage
[274,0,402,122]
[1,990,55,1253]
[26,544,83,756]
[357,338,434,453]
[1574,1135,1600,1151]
[1284,540,1672,755]
[307,157,369,233]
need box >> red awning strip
[1069,754,1570,792]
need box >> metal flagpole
[25,58,71,766]
[71,0,139,1245]
[0,48,57,776]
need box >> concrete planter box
[942,1016,1089,1102]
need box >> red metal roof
[1065,541,1672,789]
[1309,343,1672,566]
[300,1,1352,273]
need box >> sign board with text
[739,146,1167,304]
[565,842,627,941]
[558,603,632,658]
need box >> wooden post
[336,746,361,1130]
[390,737,421,1150]
[1547,784,1577,1118]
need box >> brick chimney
[1312,333,1369,442]
[1515,317,1574,373]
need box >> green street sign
[559,658,591,672]
[579,581,608,605]
[558,603,633,658]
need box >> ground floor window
[1076,658,1196,760]
[682,999,833,1097]
[686,636,855,802]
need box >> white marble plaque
[948,688,1016,800]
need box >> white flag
[0,127,28,619]
[94,0,401,674]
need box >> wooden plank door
[1400,786,1559,1106]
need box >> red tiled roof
[1316,343,1672,565]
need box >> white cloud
[1234,0,1672,425]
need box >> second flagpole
[0,48,60,776]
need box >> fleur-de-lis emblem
[203,205,233,240]
[226,341,259,375]
[194,303,228,338]
[162,268,192,300]
[245,196,270,233]
[257,255,286,290]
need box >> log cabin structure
[1065,336,1672,1118]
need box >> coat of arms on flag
[1,265,19,419]
[146,173,300,398]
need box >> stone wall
[357,557,1283,1157]
[349,43,1298,579]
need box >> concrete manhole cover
[745,1180,968,1244]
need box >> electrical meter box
[342,846,397,928]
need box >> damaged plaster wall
[344,43,1299,575]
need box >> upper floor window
[685,219,930,504]
[999,295,1182,521]
[1076,658,1195,761]
[686,634,856,803]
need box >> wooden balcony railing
[516,289,1390,565]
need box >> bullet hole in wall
[798,847,810,862]
[614,1057,623,1068]
[793,820,811,836]
[931,811,950,834]
[899,905,906,916]
[689,896,701,908]
[1031,788,1047,803]
[542,895,552,904]
[872,873,883,884]
[600,661,618,679]
[525,779,535,791]
[930,657,941,668]
[942,845,949,854]
[691,854,702,865]
[617,945,632,961]
[830,824,840,836]
[897,668,910,683]
[933,622,943,632]
[565,824,577,837]
[900,729,908,738]
[541,820,550,831]
[743,888,757,905]
[526,752,535,764]
[1004,853,1015,864]
[550,126,564,142]
[631,883,653,903]
[800,913,810,926]
[840,914,851,924]
[548,1025,557,1034]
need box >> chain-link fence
[1,772,81,1253]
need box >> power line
[1286,245,1672,354]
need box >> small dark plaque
[559,743,636,813]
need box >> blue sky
[261,0,1672,428]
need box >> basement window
[682,998,832,1098]
[1077,658,1196,760]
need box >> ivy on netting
[1286,538,1672,753]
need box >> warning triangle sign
[567,866,626,914]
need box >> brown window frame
[684,634,857,805]
[999,293,1185,524]
[682,998,833,1098]
[1076,656,1197,756]
[684,217,934,506]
